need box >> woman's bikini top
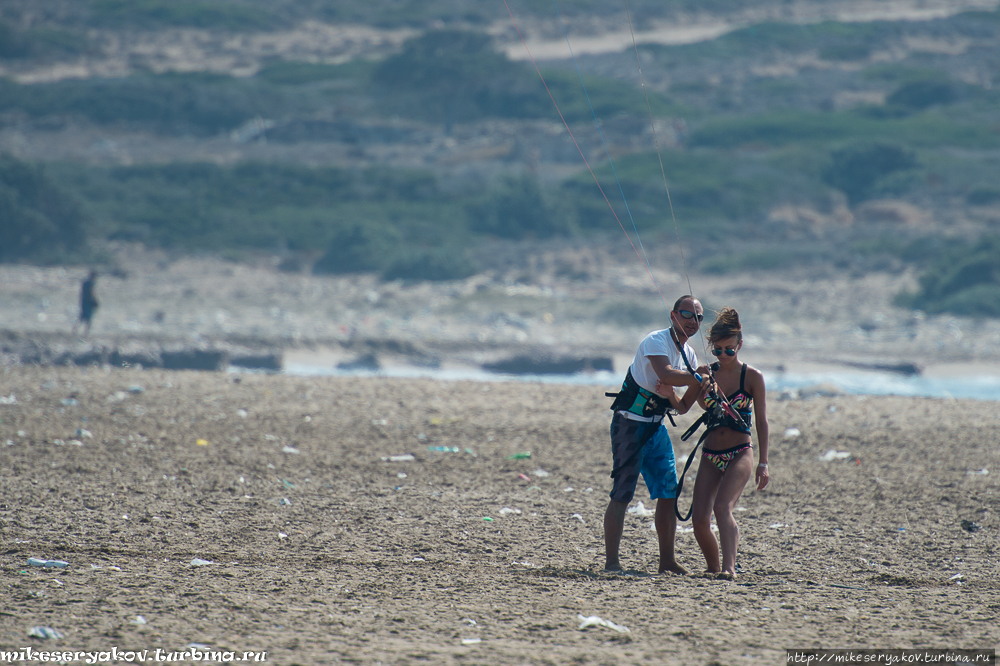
[704,363,753,435]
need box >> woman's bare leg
[714,449,754,576]
[691,460,724,573]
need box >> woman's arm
[749,367,770,490]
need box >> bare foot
[603,560,623,573]
[716,572,734,581]
[659,561,689,575]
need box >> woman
[692,307,769,578]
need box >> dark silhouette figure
[72,270,99,336]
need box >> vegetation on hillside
[0,21,90,59]
[0,159,88,263]
[897,238,1000,317]
[1,7,999,301]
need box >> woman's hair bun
[709,306,742,342]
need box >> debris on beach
[382,454,415,462]
[461,638,482,645]
[28,626,63,640]
[627,501,654,517]
[783,428,801,439]
[960,520,981,533]
[27,558,69,568]
[196,438,210,446]
[282,445,300,454]
[499,507,521,515]
[571,513,585,524]
[819,450,851,461]
[577,614,630,633]
[189,558,213,567]
[532,468,550,477]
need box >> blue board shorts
[609,412,679,503]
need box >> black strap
[669,327,696,375]
[674,429,709,521]
[739,363,747,394]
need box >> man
[604,295,710,574]
[71,270,99,337]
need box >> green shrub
[382,246,479,282]
[312,224,399,275]
[90,0,278,30]
[370,29,678,126]
[472,174,575,239]
[904,237,1000,316]
[821,142,918,204]
[0,158,88,263]
[700,249,798,274]
[0,74,293,136]
[602,300,664,327]
[0,22,90,59]
[372,30,541,125]
[255,60,373,86]
[967,187,1000,206]
[886,80,959,111]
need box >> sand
[1,364,997,663]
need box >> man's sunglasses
[674,309,704,322]
[711,347,737,357]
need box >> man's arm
[649,355,703,390]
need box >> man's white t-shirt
[629,327,698,395]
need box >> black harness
[605,367,677,426]
[669,330,751,521]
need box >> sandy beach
[0,364,997,662]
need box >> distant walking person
[72,270,99,336]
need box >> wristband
[757,463,768,468]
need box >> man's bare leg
[603,499,628,572]
[655,498,688,574]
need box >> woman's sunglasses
[711,347,737,357]
[673,309,704,322]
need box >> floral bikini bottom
[702,442,752,473]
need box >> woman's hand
[755,463,770,490]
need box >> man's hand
[655,370,712,397]
[693,365,713,396]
